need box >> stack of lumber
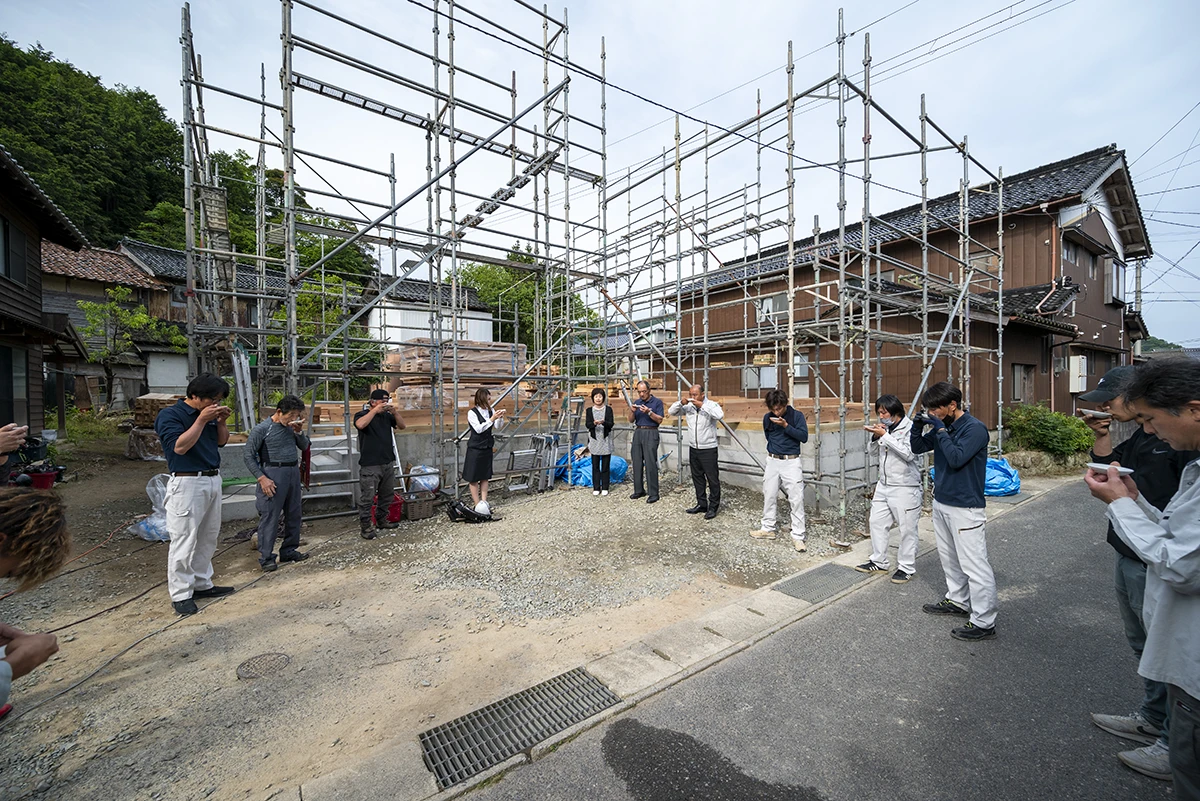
[133,393,183,427]
[571,377,663,397]
[383,339,527,378]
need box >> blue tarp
[930,457,1021,497]
[555,450,629,487]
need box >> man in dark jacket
[244,395,312,572]
[1081,365,1199,781]
[910,381,996,641]
[354,389,406,539]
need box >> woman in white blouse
[464,388,505,514]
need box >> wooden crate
[133,393,183,427]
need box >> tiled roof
[42,241,165,289]
[681,145,1128,295]
[382,279,490,312]
[0,144,88,249]
[982,278,1080,316]
[121,238,288,291]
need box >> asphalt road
[468,481,1172,801]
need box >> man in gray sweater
[245,395,312,572]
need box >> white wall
[147,353,189,394]
[370,306,494,345]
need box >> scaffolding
[179,1,1006,533]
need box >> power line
[1141,184,1200,196]
[1129,99,1200,167]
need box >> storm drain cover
[236,653,291,679]
[419,667,620,789]
[773,563,869,604]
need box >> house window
[743,365,778,391]
[1011,363,1035,403]
[1063,240,1079,265]
[1105,258,1126,305]
[754,293,786,324]
[1085,251,1097,281]
[0,216,27,286]
[0,345,29,427]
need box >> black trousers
[689,447,720,509]
[591,454,611,490]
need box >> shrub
[45,406,123,445]
[1003,403,1094,457]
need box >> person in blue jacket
[910,381,997,641]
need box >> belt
[263,461,298,467]
[172,469,220,477]
[636,425,658,429]
[768,453,799,460]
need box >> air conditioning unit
[1068,355,1088,394]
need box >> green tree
[132,201,187,249]
[1141,335,1182,353]
[78,287,188,400]
[0,37,183,245]
[456,245,600,357]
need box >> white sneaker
[593,490,600,496]
[750,529,777,539]
[1117,741,1171,781]
[1091,711,1163,745]
[601,490,609,496]
[792,538,807,552]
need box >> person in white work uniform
[857,393,922,584]
[668,384,725,520]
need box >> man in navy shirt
[627,380,664,504]
[910,380,996,641]
[154,373,233,616]
[752,389,809,551]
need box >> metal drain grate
[419,667,620,789]
[773,563,869,604]
[236,652,291,679]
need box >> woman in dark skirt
[464,387,504,514]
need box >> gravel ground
[0,443,870,801]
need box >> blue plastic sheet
[555,450,628,487]
[930,457,1021,497]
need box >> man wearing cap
[354,390,407,539]
[1081,365,1199,782]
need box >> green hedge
[1004,403,1094,457]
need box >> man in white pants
[154,373,233,617]
[910,381,997,641]
[751,389,809,552]
[857,394,922,584]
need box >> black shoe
[193,585,235,598]
[630,492,647,500]
[360,525,377,540]
[173,599,199,616]
[704,508,718,520]
[377,520,400,530]
[280,551,310,563]
[951,622,996,641]
[854,561,888,574]
[890,570,913,584]
[685,505,707,514]
[922,598,969,616]
[261,561,278,573]
[646,496,659,504]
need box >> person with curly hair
[0,487,72,709]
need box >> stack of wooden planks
[133,393,183,427]
[383,339,527,378]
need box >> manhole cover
[236,653,291,679]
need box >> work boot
[360,522,377,540]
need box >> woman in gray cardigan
[585,388,615,496]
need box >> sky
[3,0,1200,344]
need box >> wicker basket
[402,491,437,521]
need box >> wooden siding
[0,194,42,328]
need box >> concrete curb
[296,477,1071,801]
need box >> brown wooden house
[0,145,88,436]
[669,144,1150,428]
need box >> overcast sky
[4,0,1199,345]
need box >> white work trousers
[868,483,922,574]
[165,475,223,601]
[931,500,998,629]
[761,457,807,541]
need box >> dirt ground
[0,438,867,801]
